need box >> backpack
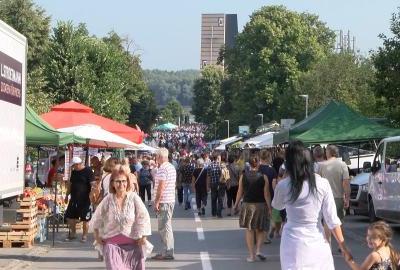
[220,164,231,184]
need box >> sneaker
[256,253,267,261]
[201,207,205,215]
[198,211,202,216]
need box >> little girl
[345,221,399,270]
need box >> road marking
[191,197,197,210]
[196,227,205,240]
[195,214,201,222]
[200,252,213,270]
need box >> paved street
[1,197,399,270]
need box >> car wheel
[368,198,378,222]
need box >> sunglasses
[113,179,128,185]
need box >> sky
[34,0,399,71]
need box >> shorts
[334,198,345,220]
[65,200,92,221]
[271,208,282,223]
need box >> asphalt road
[3,197,399,270]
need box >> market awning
[155,122,178,131]
[26,105,86,146]
[58,125,139,149]
[41,101,144,144]
[241,132,275,149]
[126,143,158,152]
[273,101,400,145]
[215,136,242,150]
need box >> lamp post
[224,119,230,138]
[299,95,309,118]
[256,113,264,126]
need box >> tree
[0,0,53,113]
[192,66,224,127]
[160,99,184,124]
[298,53,380,117]
[129,92,158,133]
[44,22,151,123]
[144,69,200,106]
[222,5,335,127]
[372,7,400,126]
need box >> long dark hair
[285,140,317,202]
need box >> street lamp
[224,119,230,138]
[256,113,264,126]
[299,95,309,118]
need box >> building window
[218,18,224,26]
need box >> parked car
[368,136,400,223]
[349,172,370,216]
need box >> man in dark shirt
[64,157,95,242]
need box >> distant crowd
[147,123,207,152]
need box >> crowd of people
[51,137,400,270]
[148,123,207,151]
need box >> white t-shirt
[102,173,112,196]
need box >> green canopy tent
[273,101,340,145]
[296,102,400,144]
[273,101,400,145]
[155,122,178,131]
[26,105,86,146]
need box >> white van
[368,136,400,223]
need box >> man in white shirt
[152,148,177,260]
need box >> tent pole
[85,140,89,166]
[357,144,360,174]
[36,146,40,187]
[52,146,60,247]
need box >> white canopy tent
[58,124,139,148]
[240,132,276,149]
[215,136,242,150]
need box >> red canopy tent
[41,101,144,144]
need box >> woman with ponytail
[346,221,399,270]
[272,140,351,269]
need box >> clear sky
[34,0,399,71]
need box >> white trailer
[0,20,27,200]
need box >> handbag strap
[194,167,205,185]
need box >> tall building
[200,14,238,69]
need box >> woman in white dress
[272,140,351,270]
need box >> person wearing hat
[64,157,95,242]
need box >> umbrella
[155,122,178,131]
[58,124,139,149]
[126,143,158,153]
[41,101,144,144]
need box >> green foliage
[222,5,336,127]
[44,21,150,123]
[298,53,381,118]
[0,0,53,114]
[192,66,224,127]
[129,92,158,133]
[144,69,200,106]
[372,7,400,127]
[160,99,184,124]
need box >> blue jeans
[182,183,192,207]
